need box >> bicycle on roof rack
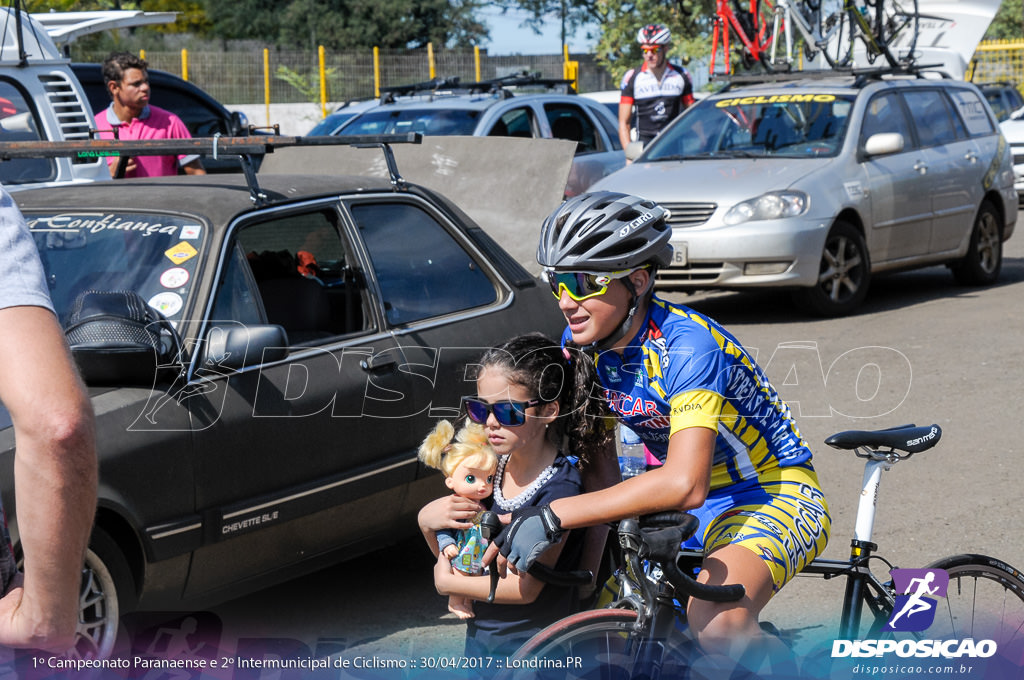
[768,0,922,71]
[496,424,1024,679]
[711,0,779,75]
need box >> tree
[501,0,714,83]
[985,0,1023,41]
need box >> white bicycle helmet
[537,191,673,272]
[637,24,671,46]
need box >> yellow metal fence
[969,40,1024,90]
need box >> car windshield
[339,108,481,136]
[645,93,855,160]
[25,211,205,325]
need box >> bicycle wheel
[927,554,1024,655]
[874,0,919,67]
[498,608,698,680]
[813,0,853,68]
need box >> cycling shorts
[684,462,830,595]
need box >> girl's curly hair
[475,333,612,468]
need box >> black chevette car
[1,137,565,658]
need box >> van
[0,6,107,189]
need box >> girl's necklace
[491,453,557,512]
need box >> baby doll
[418,419,498,619]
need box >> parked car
[592,70,1017,316]
[978,81,1024,123]
[1000,110,1024,206]
[0,7,107,188]
[4,136,565,658]
[331,75,625,196]
[307,99,380,136]
[72,63,261,173]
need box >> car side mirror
[863,132,904,158]
[625,140,645,162]
[199,324,288,371]
[229,111,246,137]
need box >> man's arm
[182,159,206,175]
[618,99,634,151]
[0,306,97,651]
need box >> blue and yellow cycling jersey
[564,296,813,491]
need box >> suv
[0,7,107,188]
[331,75,625,197]
[592,70,1018,316]
[978,81,1024,123]
[2,135,566,659]
[72,63,260,174]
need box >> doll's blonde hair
[418,419,498,478]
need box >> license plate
[673,243,688,266]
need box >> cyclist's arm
[548,426,715,529]
[433,532,569,604]
[618,99,634,150]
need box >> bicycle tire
[926,554,1024,648]
[497,608,698,680]
[816,1,853,68]
[874,0,919,67]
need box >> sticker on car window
[181,225,202,240]
[715,94,836,108]
[148,292,183,317]
[160,267,190,289]
[165,241,198,265]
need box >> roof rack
[0,133,422,206]
[714,62,952,91]
[377,70,575,104]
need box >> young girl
[417,419,498,620]
[417,333,616,659]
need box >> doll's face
[445,461,495,500]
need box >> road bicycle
[711,0,779,74]
[768,0,920,70]
[496,424,1024,679]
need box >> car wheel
[793,220,870,317]
[69,529,133,660]
[952,200,1002,286]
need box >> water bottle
[618,424,646,479]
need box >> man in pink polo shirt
[93,52,206,178]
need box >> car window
[984,89,1010,122]
[350,201,496,325]
[646,94,852,160]
[903,90,962,148]
[949,89,997,137]
[860,92,916,149]
[488,107,535,138]
[152,81,230,137]
[228,209,367,344]
[0,78,56,185]
[340,108,480,136]
[591,104,623,150]
[25,210,205,325]
[544,103,602,154]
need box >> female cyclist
[493,191,832,673]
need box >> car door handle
[965,151,978,163]
[913,161,927,175]
[360,349,398,372]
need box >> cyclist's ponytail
[476,334,613,468]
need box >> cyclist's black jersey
[620,63,695,143]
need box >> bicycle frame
[711,0,774,74]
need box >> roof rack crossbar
[0,133,423,205]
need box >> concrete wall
[230,102,344,136]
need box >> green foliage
[985,0,1023,41]
[275,64,340,102]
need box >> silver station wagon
[592,71,1018,316]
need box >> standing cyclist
[494,192,831,674]
[619,24,696,150]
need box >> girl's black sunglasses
[462,397,541,427]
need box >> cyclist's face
[474,366,556,459]
[555,275,636,348]
[445,461,495,500]
[641,44,666,67]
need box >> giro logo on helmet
[619,211,654,237]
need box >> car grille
[661,202,717,228]
[38,73,94,163]
[655,262,725,286]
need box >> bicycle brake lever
[479,511,502,603]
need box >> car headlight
[723,191,808,225]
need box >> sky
[478,8,597,56]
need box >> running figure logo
[886,569,949,632]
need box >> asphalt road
[190,231,1024,673]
